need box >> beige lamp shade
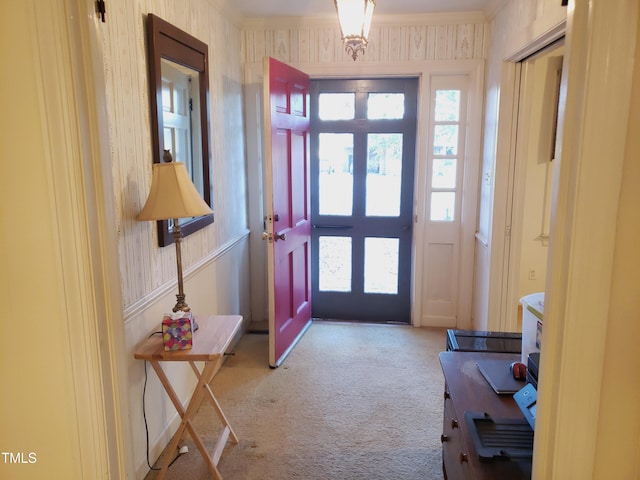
[137,162,212,221]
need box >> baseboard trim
[421,315,456,328]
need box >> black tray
[447,329,522,353]
[464,412,534,462]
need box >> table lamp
[137,155,213,313]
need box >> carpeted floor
[145,321,447,480]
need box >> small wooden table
[134,315,242,480]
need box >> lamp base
[172,294,199,330]
[172,294,190,313]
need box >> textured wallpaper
[243,14,487,65]
[100,0,248,311]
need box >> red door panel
[264,57,312,367]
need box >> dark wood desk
[439,351,532,480]
[134,315,242,480]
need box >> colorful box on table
[162,312,194,351]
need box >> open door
[263,57,312,367]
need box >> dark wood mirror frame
[146,13,213,247]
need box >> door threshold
[312,318,411,327]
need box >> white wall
[0,0,128,477]
[593,31,640,473]
[514,44,563,300]
[473,0,565,331]
[534,1,640,477]
[0,5,89,478]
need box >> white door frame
[534,2,639,477]
[485,30,568,333]
[19,0,132,476]
[500,39,565,334]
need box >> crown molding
[241,11,487,30]
[484,0,508,20]
[209,0,244,26]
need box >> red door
[263,57,312,367]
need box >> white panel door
[422,75,471,327]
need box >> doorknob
[261,232,286,242]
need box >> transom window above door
[317,92,406,121]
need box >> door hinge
[96,0,106,22]
[505,225,512,239]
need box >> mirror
[147,13,213,247]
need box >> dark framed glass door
[310,78,418,323]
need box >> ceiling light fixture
[334,0,376,61]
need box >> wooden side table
[134,315,243,480]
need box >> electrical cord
[143,358,161,471]
[143,331,186,471]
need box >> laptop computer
[476,358,525,395]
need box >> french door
[310,78,418,323]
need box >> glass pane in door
[432,158,457,188]
[319,236,352,292]
[434,90,461,121]
[366,133,403,216]
[433,125,459,155]
[318,93,355,120]
[318,133,354,215]
[364,237,399,294]
[430,192,456,221]
[367,93,405,119]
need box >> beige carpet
[145,321,447,480]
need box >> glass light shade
[334,0,376,60]
[137,162,212,221]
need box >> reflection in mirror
[147,14,213,246]
[160,59,204,229]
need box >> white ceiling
[227,0,498,18]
